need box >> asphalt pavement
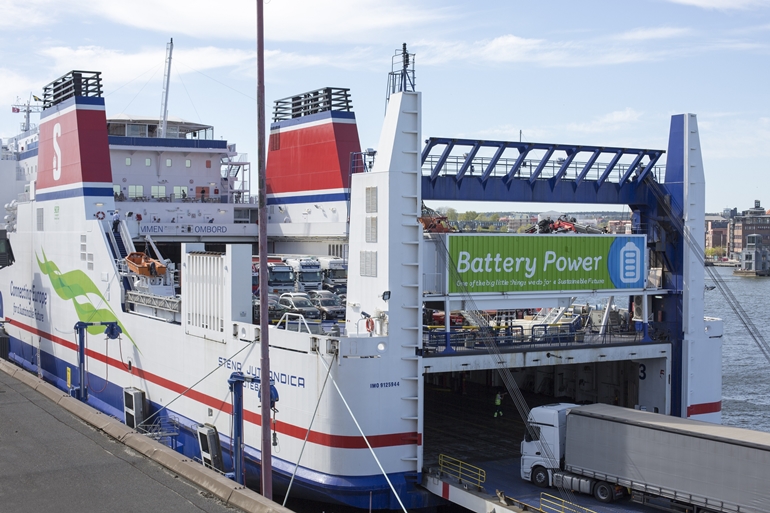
[0,360,292,513]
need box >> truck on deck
[283,256,323,292]
[252,257,295,294]
[318,256,347,294]
[520,403,770,512]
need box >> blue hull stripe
[36,186,115,202]
[5,336,436,510]
[267,192,349,205]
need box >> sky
[1,0,769,214]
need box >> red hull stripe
[687,401,721,416]
[7,317,420,449]
[442,482,449,499]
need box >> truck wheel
[531,466,549,488]
[593,481,614,503]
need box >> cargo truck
[318,256,347,294]
[283,256,323,292]
[520,403,770,512]
[252,257,295,294]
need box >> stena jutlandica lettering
[218,357,305,388]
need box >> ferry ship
[0,47,723,512]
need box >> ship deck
[423,382,662,513]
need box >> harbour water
[706,266,770,433]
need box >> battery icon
[619,241,640,284]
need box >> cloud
[0,0,61,28]
[614,27,692,41]
[415,35,672,68]
[39,45,254,85]
[664,0,770,9]
[73,0,452,44]
[566,108,644,134]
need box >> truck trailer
[520,403,770,512]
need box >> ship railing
[139,415,180,450]
[540,493,597,513]
[437,454,486,492]
[422,321,644,355]
[422,154,665,185]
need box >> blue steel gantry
[419,115,700,419]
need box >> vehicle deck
[423,382,663,513]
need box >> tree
[706,247,725,260]
[460,211,478,221]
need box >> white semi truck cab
[318,256,347,293]
[252,258,295,294]
[284,257,323,291]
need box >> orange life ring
[96,211,105,220]
[365,317,375,332]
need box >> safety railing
[437,454,486,491]
[540,492,597,513]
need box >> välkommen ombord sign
[448,234,646,293]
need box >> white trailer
[521,403,770,512]
[317,256,347,293]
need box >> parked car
[278,293,321,320]
[312,297,346,320]
[253,295,290,323]
[308,289,342,304]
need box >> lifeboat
[125,252,166,276]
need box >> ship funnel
[36,70,114,220]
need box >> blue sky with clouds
[1,0,768,213]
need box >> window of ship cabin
[173,186,186,199]
[166,126,179,138]
[113,185,121,195]
[145,158,151,166]
[125,157,131,166]
[151,186,166,199]
[166,158,172,167]
[108,123,126,136]
[126,124,148,137]
[185,159,191,168]
[128,185,144,199]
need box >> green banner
[448,234,646,293]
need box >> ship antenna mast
[159,38,174,138]
[11,94,43,133]
[385,43,415,107]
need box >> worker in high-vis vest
[494,390,506,417]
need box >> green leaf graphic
[37,248,137,347]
